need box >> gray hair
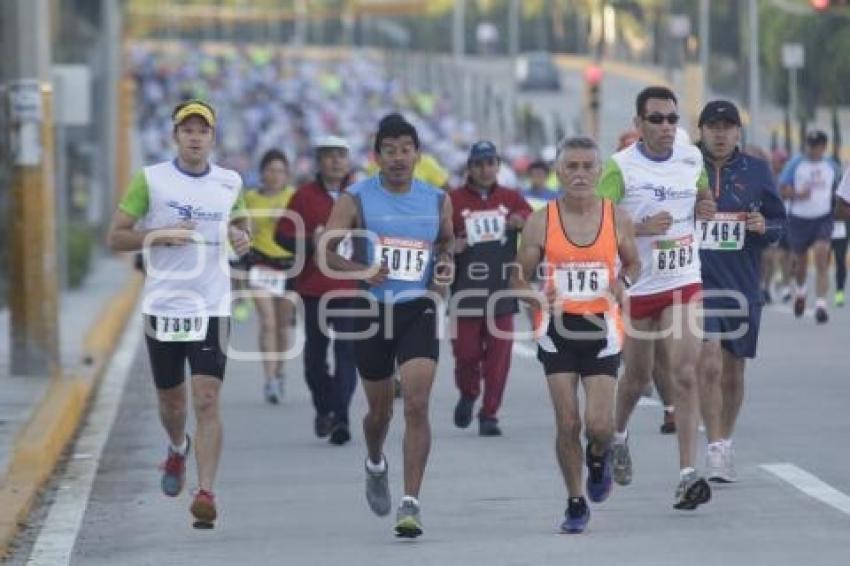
[555,136,599,161]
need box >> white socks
[401,495,420,507]
[171,437,188,455]
[680,467,696,479]
[366,456,387,474]
[613,430,628,445]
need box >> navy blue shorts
[703,301,761,359]
[788,214,833,254]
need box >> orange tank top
[541,198,620,317]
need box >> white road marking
[761,463,850,517]
[27,310,142,566]
[637,397,661,407]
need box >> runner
[694,101,786,483]
[523,159,559,211]
[513,136,640,533]
[778,130,842,323]
[450,140,532,436]
[244,149,295,405]
[319,114,454,538]
[107,100,251,528]
[835,165,850,303]
[617,129,676,435]
[275,136,359,445]
[597,86,716,510]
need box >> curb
[0,269,143,559]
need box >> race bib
[249,265,287,296]
[833,221,847,240]
[337,233,354,261]
[376,236,431,282]
[464,209,506,245]
[154,316,209,342]
[699,213,746,251]
[554,262,610,300]
[652,235,696,276]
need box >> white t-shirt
[780,157,839,219]
[598,143,707,296]
[119,160,244,317]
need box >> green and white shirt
[597,143,708,297]
[120,160,245,317]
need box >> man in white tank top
[108,100,251,529]
[597,86,717,510]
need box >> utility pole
[1,0,59,376]
[453,0,465,61]
[508,0,519,58]
[699,0,709,106]
[748,0,761,147]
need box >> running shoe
[706,443,727,483]
[673,471,712,510]
[815,307,829,324]
[275,374,285,401]
[328,421,351,446]
[723,443,738,483]
[612,436,632,486]
[315,413,334,438]
[161,435,191,497]
[560,497,590,534]
[365,457,392,517]
[264,381,279,405]
[793,296,805,318]
[190,489,217,529]
[660,409,676,434]
[835,291,846,308]
[394,498,423,538]
[585,444,613,503]
[453,396,475,429]
[478,416,502,437]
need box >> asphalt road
[9,290,850,566]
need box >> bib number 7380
[154,316,209,342]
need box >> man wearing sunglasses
[694,101,786,484]
[597,86,716,510]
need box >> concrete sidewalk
[0,251,142,558]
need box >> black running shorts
[353,297,439,381]
[143,315,230,389]
[537,313,621,378]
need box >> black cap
[806,130,828,146]
[468,140,499,163]
[698,100,742,127]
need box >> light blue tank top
[348,175,444,304]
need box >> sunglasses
[643,113,680,125]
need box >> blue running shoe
[560,497,590,534]
[586,444,613,503]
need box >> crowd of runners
[108,48,850,537]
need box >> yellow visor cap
[173,102,216,127]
